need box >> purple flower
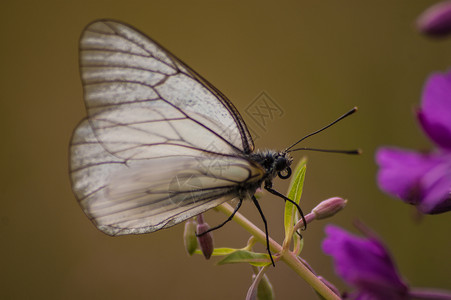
[417,1,451,37]
[417,72,451,150]
[376,71,451,214]
[322,225,409,300]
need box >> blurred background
[1,1,450,299]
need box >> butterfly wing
[70,119,263,236]
[79,19,253,159]
[70,20,263,235]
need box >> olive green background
[2,1,450,299]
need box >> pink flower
[417,1,451,37]
[322,225,409,300]
[376,71,451,214]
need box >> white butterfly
[70,20,359,265]
[69,20,300,243]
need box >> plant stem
[216,203,341,300]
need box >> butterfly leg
[264,186,307,230]
[251,195,275,267]
[196,198,243,236]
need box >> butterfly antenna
[287,147,362,155]
[284,107,358,153]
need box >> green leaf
[247,266,274,300]
[217,250,271,267]
[194,247,238,256]
[284,158,307,238]
[211,247,239,256]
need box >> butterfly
[69,19,356,266]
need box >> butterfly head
[252,150,293,181]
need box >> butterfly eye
[278,167,291,179]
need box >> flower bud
[253,188,264,200]
[255,273,274,300]
[183,219,198,256]
[196,214,214,259]
[247,267,274,300]
[417,1,451,37]
[311,197,347,220]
